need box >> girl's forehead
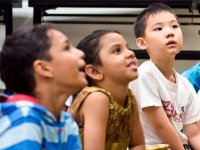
[100,32,123,43]
[99,33,125,47]
[98,33,113,47]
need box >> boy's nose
[77,48,85,59]
[165,28,174,38]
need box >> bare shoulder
[81,91,110,115]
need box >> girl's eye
[113,48,121,54]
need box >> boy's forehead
[146,11,177,23]
[48,29,68,43]
[148,11,174,18]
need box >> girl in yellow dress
[68,29,145,150]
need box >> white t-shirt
[129,60,200,145]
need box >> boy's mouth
[166,40,177,45]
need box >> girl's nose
[127,48,136,58]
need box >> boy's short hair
[134,2,178,38]
[0,23,57,95]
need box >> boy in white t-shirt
[130,2,200,150]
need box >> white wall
[0,1,199,89]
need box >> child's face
[98,32,138,84]
[46,29,87,94]
[138,11,183,60]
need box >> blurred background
[0,0,199,90]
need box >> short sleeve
[130,70,163,108]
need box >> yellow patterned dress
[68,86,134,150]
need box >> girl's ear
[33,60,53,77]
[136,37,147,50]
[85,64,103,81]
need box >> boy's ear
[33,60,53,77]
[136,37,147,50]
[85,64,103,81]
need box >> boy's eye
[64,45,70,51]
[172,24,179,28]
[153,27,162,31]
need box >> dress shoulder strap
[68,86,111,121]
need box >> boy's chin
[76,80,88,90]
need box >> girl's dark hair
[77,29,120,85]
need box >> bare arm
[184,121,200,149]
[81,92,110,150]
[128,98,145,150]
[143,106,184,150]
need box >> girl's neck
[97,83,129,107]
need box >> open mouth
[127,61,137,70]
[79,65,85,72]
[127,62,135,67]
[79,65,86,77]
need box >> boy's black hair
[0,23,57,95]
[134,2,178,38]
